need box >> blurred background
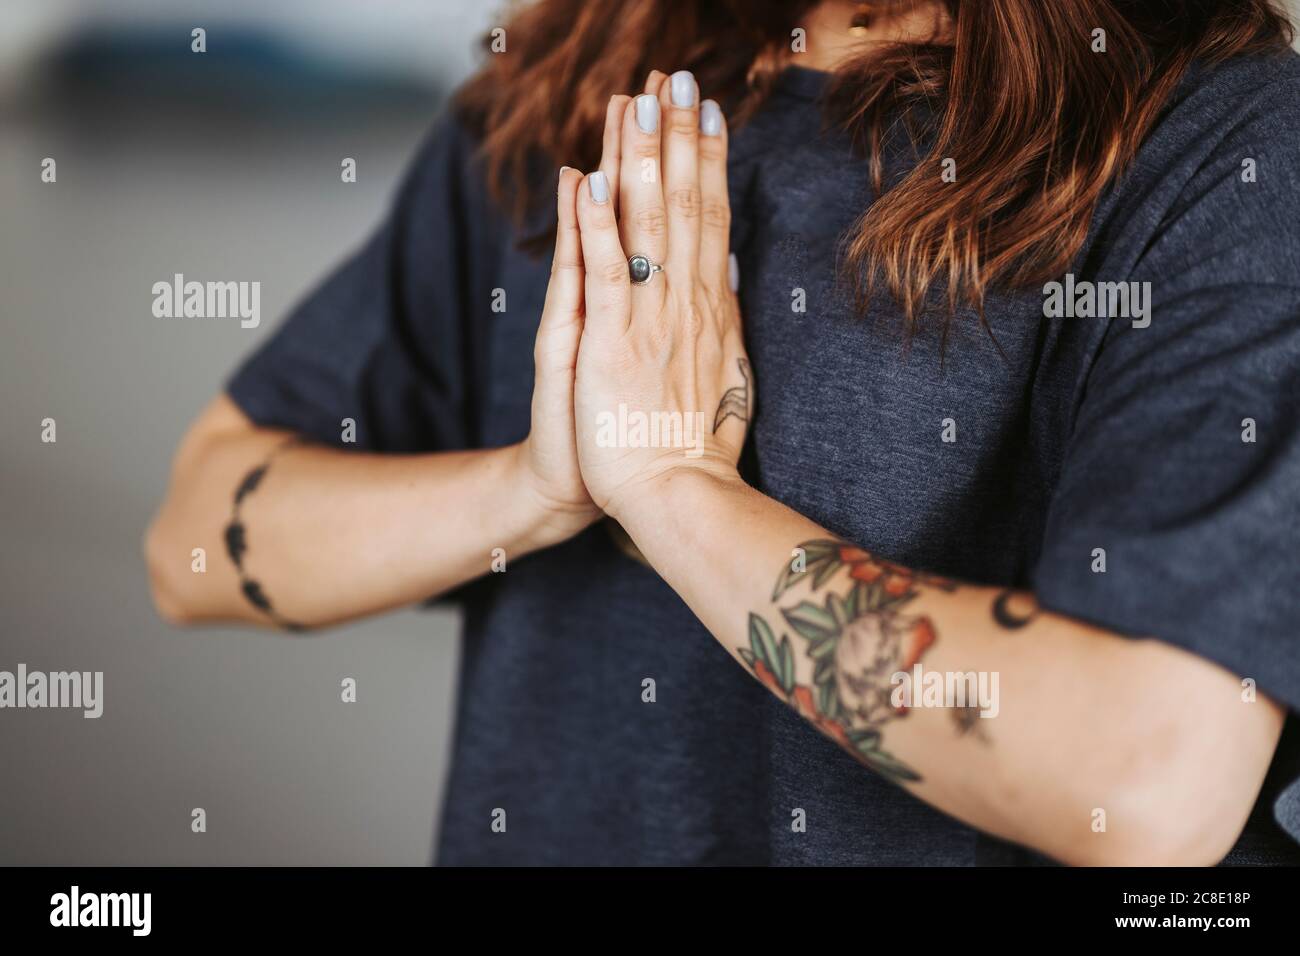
[3,0,1300,866]
[1,0,495,864]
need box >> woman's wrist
[502,441,601,554]
[606,464,748,543]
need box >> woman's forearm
[145,396,580,630]
[610,468,1283,865]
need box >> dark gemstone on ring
[629,255,651,283]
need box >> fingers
[540,167,585,330]
[644,70,667,96]
[697,98,732,291]
[618,89,668,268]
[576,170,632,335]
[599,95,630,215]
[574,71,728,338]
[660,70,701,278]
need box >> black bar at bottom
[0,865,1291,941]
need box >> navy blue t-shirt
[228,55,1300,865]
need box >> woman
[145,0,1300,865]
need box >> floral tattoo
[739,540,955,782]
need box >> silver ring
[628,254,663,286]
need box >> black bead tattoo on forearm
[224,437,306,632]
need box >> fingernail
[728,252,740,292]
[589,170,609,204]
[635,94,659,133]
[700,99,723,136]
[670,70,697,108]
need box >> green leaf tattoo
[743,541,957,782]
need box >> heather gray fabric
[228,54,1300,865]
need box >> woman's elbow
[1062,733,1269,866]
[143,515,202,626]
[1055,643,1281,866]
[1064,800,1241,867]
[143,397,254,628]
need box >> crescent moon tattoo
[992,589,1039,630]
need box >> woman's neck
[799,0,953,72]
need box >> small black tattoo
[713,357,751,432]
[224,438,306,632]
[952,704,990,743]
[992,589,1038,630]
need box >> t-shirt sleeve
[1031,63,1300,850]
[1033,71,1300,712]
[226,110,491,453]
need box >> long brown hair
[457,0,1292,328]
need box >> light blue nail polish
[728,253,740,292]
[670,70,697,108]
[635,94,659,133]
[589,171,609,204]
[701,99,723,136]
